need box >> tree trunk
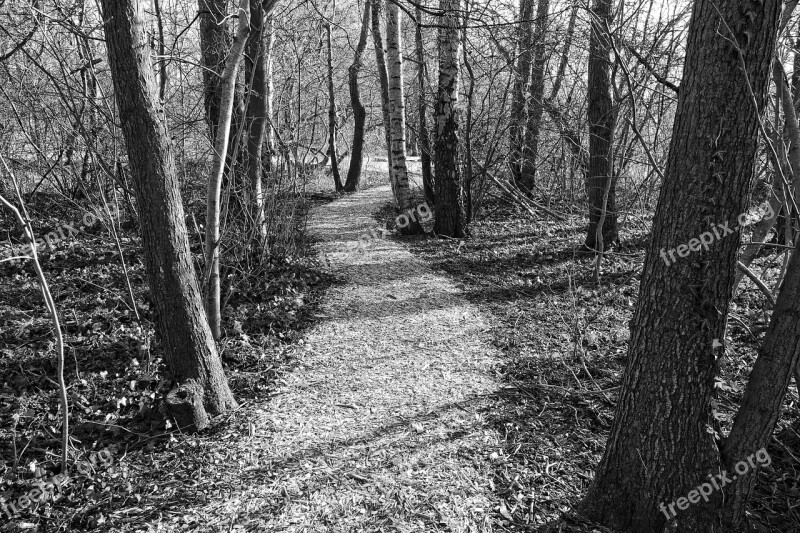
[101,0,236,431]
[735,57,800,291]
[415,6,435,206]
[720,236,800,527]
[433,0,466,238]
[344,0,371,192]
[244,1,270,242]
[198,0,230,139]
[518,0,549,193]
[198,0,245,215]
[578,0,781,530]
[509,0,535,188]
[325,21,343,192]
[371,0,393,186]
[205,0,251,340]
[263,20,275,179]
[584,0,617,250]
[385,0,422,234]
[548,3,577,104]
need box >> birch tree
[385,0,422,233]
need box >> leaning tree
[101,0,237,430]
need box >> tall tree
[324,20,343,192]
[509,0,535,189]
[263,19,275,178]
[198,0,231,139]
[205,0,252,340]
[434,0,466,238]
[579,0,782,530]
[385,0,422,233]
[101,0,237,430]
[585,0,617,250]
[518,0,549,193]
[415,6,435,206]
[198,0,247,202]
[344,0,371,192]
[244,1,273,241]
[371,0,393,185]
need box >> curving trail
[201,184,504,532]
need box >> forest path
[223,184,504,531]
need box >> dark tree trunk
[584,0,617,250]
[344,0,371,192]
[578,0,781,530]
[101,0,237,431]
[198,0,244,198]
[244,0,269,241]
[433,0,466,238]
[198,0,230,139]
[415,6,435,206]
[509,0,534,187]
[518,0,549,193]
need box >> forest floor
[1,173,799,532]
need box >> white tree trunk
[205,0,251,340]
[385,0,417,231]
[264,16,275,175]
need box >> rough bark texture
[244,1,271,241]
[433,0,466,238]
[385,1,422,234]
[205,0,251,340]
[585,0,617,250]
[344,0,371,192]
[509,0,535,187]
[101,0,236,430]
[325,22,343,192]
[518,0,549,193]
[579,0,781,530]
[415,6,435,206]
[371,0,393,185]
